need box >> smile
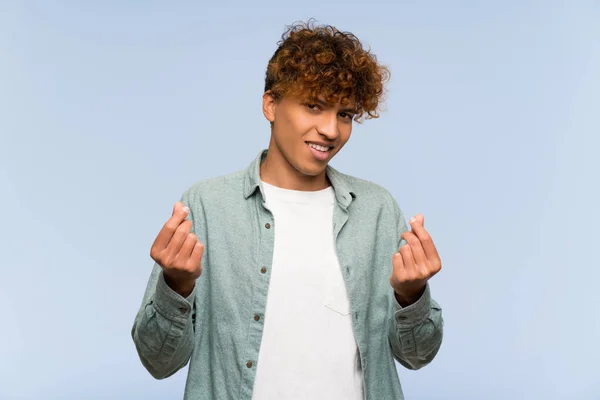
[306,142,333,161]
[308,143,331,152]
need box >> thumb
[409,214,424,229]
[172,201,190,218]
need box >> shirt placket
[239,195,275,399]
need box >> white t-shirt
[251,181,364,400]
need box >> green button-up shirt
[132,149,444,399]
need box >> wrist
[163,273,196,298]
[394,285,425,307]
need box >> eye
[339,112,354,121]
[306,104,320,111]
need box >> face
[262,91,356,178]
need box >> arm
[131,199,204,379]
[388,283,443,370]
[131,263,197,379]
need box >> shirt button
[254,314,260,321]
[265,223,271,229]
[260,267,267,274]
[246,361,253,368]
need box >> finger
[401,231,427,267]
[399,244,416,272]
[409,214,441,264]
[153,202,190,251]
[188,241,204,271]
[392,251,405,271]
[177,233,198,260]
[165,219,193,257]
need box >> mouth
[306,141,334,161]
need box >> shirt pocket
[324,281,352,316]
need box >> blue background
[1,1,599,399]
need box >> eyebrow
[314,98,356,114]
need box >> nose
[316,112,339,140]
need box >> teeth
[309,143,330,152]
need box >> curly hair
[264,20,390,122]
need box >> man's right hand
[150,201,204,297]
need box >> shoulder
[336,170,408,237]
[181,168,246,204]
[334,169,398,209]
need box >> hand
[150,201,204,297]
[390,214,442,306]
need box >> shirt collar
[243,149,355,208]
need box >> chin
[296,162,327,177]
[285,147,331,177]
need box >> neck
[260,139,330,191]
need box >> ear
[262,91,277,123]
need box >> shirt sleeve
[388,283,444,370]
[131,264,197,379]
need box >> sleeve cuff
[393,284,432,327]
[153,271,196,322]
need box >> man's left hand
[390,214,442,307]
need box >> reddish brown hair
[264,20,390,122]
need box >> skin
[260,91,356,191]
[150,90,442,305]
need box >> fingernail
[409,216,416,223]
[182,206,189,213]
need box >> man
[132,21,444,399]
